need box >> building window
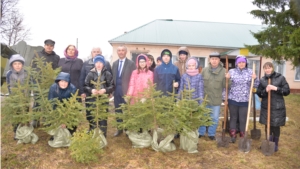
[247,59,260,76]
[172,55,177,64]
[295,65,300,81]
[272,60,286,76]
[192,56,206,69]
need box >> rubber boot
[273,137,279,152]
[239,132,245,138]
[100,126,107,138]
[269,135,273,141]
[13,124,18,140]
[230,129,237,143]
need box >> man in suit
[112,45,136,137]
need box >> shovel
[251,91,261,140]
[217,56,230,147]
[238,63,255,153]
[261,78,275,156]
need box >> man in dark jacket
[112,45,136,137]
[31,39,60,128]
[31,39,60,70]
[79,47,111,97]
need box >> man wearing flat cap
[198,52,230,141]
[31,39,60,70]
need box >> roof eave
[108,41,244,49]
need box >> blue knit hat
[94,55,105,65]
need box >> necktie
[118,60,123,77]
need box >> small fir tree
[41,90,85,132]
[2,67,34,126]
[30,52,61,123]
[70,130,103,164]
[85,77,109,130]
[69,77,108,163]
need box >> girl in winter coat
[256,62,290,152]
[58,45,83,92]
[127,54,154,104]
[6,54,27,140]
[48,72,77,138]
[227,55,259,143]
[84,55,114,137]
[178,57,204,105]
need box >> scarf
[186,69,198,76]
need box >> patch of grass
[1,94,300,168]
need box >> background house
[108,19,300,93]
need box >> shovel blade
[250,129,261,140]
[238,137,252,153]
[261,140,275,156]
[216,136,230,148]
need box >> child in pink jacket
[127,54,154,104]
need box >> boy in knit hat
[6,54,27,140]
[84,55,114,137]
[154,49,181,96]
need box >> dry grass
[1,94,300,169]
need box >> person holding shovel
[227,55,260,143]
[198,52,230,140]
[256,62,290,152]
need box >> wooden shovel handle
[223,56,229,130]
[267,78,271,139]
[245,63,255,132]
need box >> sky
[17,0,262,61]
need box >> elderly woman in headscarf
[58,45,83,93]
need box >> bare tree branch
[0,0,30,45]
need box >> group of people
[6,39,290,152]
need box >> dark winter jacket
[84,67,114,101]
[256,72,290,126]
[79,58,111,95]
[154,61,181,96]
[32,49,60,70]
[48,72,77,102]
[58,58,83,92]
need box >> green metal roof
[108,19,264,49]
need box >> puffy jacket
[48,72,77,102]
[32,49,60,70]
[6,54,27,94]
[178,57,204,104]
[127,54,154,98]
[256,72,290,126]
[84,67,114,100]
[79,58,111,95]
[154,60,181,96]
[174,47,191,76]
[228,67,260,103]
[201,62,230,106]
[58,58,83,91]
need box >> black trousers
[228,104,248,132]
[269,126,280,137]
[114,84,125,123]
